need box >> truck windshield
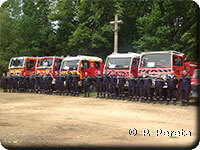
[61,60,79,70]
[105,57,131,69]
[9,58,24,68]
[140,54,171,68]
[37,58,53,69]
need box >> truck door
[26,59,35,76]
[55,59,62,75]
[81,60,90,77]
[173,55,184,78]
[131,58,138,77]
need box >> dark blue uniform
[65,72,72,95]
[55,74,59,94]
[1,76,7,92]
[96,74,103,98]
[128,76,136,101]
[143,75,152,102]
[46,74,53,94]
[136,75,144,101]
[102,73,110,98]
[30,74,35,93]
[154,77,165,102]
[166,75,178,102]
[7,75,13,92]
[34,74,40,93]
[117,75,126,99]
[83,76,91,97]
[18,75,24,92]
[58,74,65,95]
[39,74,44,94]
[179,75,191,105]
[23,75,30,92]
[72,73,80,96]
[12,75,19,92]
[110,74,117,99]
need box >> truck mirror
[184,57,188,62]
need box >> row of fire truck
[8,55,104,80]
[8,51,199,97]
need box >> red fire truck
[60,55,104,78]
[8,57,37,76]
[104,52,141,79]
[60,55,104,91]
[36,56,63,78]
[138,50,198,97]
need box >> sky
[0,0,6,7]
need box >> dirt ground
[0,92,198,148]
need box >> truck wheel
[90,82,96,92]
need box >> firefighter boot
[87,93,90,97]
[172,100,176,106]
[122,95,125,100]
[103,94,106,98]
[129,96,132,101]
[166,100,169,105]
[96,93,99,98]
[185,101,188,106]
[181,100,185,106]
[147,98,151,103]
[84,92,87,97]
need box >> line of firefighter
[1,69,191,106]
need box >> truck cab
[138,51,185,80]
[60,55,104,79]
[8,57,37,76]
[104,52,141,79]
[36,56,63,78]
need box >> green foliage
[0,0,199,77]
[133,0,199,61]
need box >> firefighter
[128,73,136,101]
[39,72,44,94]
[1,73,7,92]
[18,72,24,92]
[34,72,40,93]
[23,72,30,93]
[102,70,110,98]
[65,70,72,96]
[72,71,80,96]
[143,71,152,103]
[59,72,65,95]
[30,72,35,93]
[110,71,117,99]
[117,71,126,100]
[12,72,18,93]
[16,73,20,92]
[166,71,178,105]
[154,74,165,104]
[82,72,91,97]
[96,71,103,98]
[7,72,13,92]
[179,70,191,106]
[46,73,53,94]
[55,72,59,95]
[136,72,144,102]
